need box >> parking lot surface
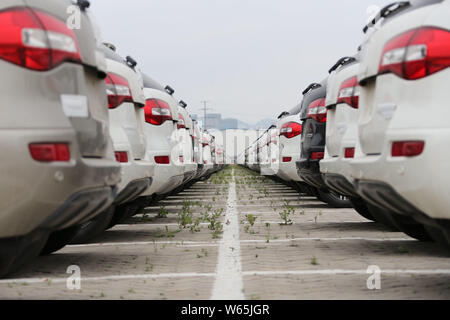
[1,166,450,300]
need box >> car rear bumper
[114,178,151,205]
[278,156,302,182]
[296,159,327,189]
[140,163,184,196]
[0,128,120,238]
[40,186,117,230]
[350,128,450,220]
[323,173,358,198]
[354,179,445,230]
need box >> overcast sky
[91,0,390,124]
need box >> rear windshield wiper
[277,111,290,119]
[363,1,410,33]
[328,56,356,74]
[302,83,321,95]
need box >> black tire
[349,197,377,222]
[70,207,115,244]
[40,225,81,255]
[317,189,352,208]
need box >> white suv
[138,78,184,202]
[177,103,198,185]
[71,46,155,240]
[260,127,279,176]
[320,56,378,221]
[276,108,303,184]
[350,0,450,243]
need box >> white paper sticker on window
[61,95,89,118]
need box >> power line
[199,100,213,129]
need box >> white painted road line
[2,269,450,286]
[65,236,413,249]
[211,169,245,300]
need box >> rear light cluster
[306,98,327,123]
[105,73,133,109]
[114,151,128,163]
[379,27,450,80]
[29,143,70,162]
[155,156,170,164]
[177,114,186,129]
[280,122,302,139]
[282,157,292,163]
[310,152,324,160]
[344,147,355,159]
[0,8,81,71]
[391,141,424,157]
[144,99,173,125]
[337,77,359,109]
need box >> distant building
[191,113,239,131]
[219,118,238,130]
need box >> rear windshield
[288,103,302,115]
[299,79,328,120]
[101,45,125,64]
[142,74,165,91]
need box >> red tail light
[306,98,327,122]
[105,73,133,109]
[337,77,359,109]
[144,99,173,125]
[177,114,186,129]
[391,141,424,157]
[344,147,355,158]
[29,143,70,162]
[379,27,450,80]
[179,156,184,163]
[282,157,292,163]
[115,151,128,163]
[310,151,324,160]
[155,156,170,164]
[0,8,81,71]
[280,122,302,139]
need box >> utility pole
[199,100,212,130]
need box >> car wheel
[69,207,115,244]
[349,197,376,222]
[317,189,352,208]
[40,225,81,255]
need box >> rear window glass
[142,74,165,91]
